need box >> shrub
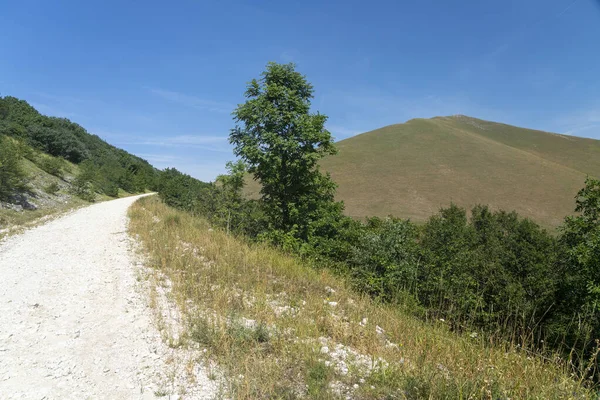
[346,216,421,302]
[553,177,600,361]
[38,156,66,177]
[44,181,60,195]
[0,135,28,200]
[71,169,96,202]
[27,125,89,163]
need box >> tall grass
[129,196,596,399]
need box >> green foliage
[157,165,267,238]
[346,216,421,301]
[70,161,97,202]
[0,135,29,200]
[44,181,60,195]
[213,160,266,235]
[157,168,211,211]
[0,98,8,120]
[0,95,157,196]
[230,62,343,242]
[305,359,332,398]
[37,156,66,178]
[27,124,89,162]
[554,177,600,354]
[419,205,558,336]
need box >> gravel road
[0,195,217,399]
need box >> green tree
[71,160,97,202]
[214,161,247,232]
[556,178,600,346]
[0,97,8,120]
[230,62,342,244]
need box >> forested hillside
[0,96,158,204]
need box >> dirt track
[0,195,217,399]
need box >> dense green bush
[551,178,600,358]
[27,125,89,162]
[44,181,60,195]
[38,156,66,178]
[0,135,29,200]
[344,217,421,301]
[70,176,96,202]
[44,182,60,194]
[157,168,211,211]
[418,205,559,337]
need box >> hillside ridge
[317,115,600,227]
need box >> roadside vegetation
[152,62,599,396]
[130,196,596,398]
[0,96,158,235]
[0,95,158,202]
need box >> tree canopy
[230,62,342,244]
[0,96,158,196]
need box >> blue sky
[1,0,599,181]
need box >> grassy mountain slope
[315,116,599,228]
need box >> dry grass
[246,116,600,229]
[128,196,596,399]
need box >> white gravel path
[0,195,218,399]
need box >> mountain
[245,115,599,228]
[319,115,600,228]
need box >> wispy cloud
[137,154,228,182]
[280,50,298,63]
[34,92,85,104]
[326,125,362,140]
[146,87,234,113]
[95,130,231,152]
[481,0,580,64]
[554,107,600,138]
[131,134,229,152]
[136,154,181,164]
[29,102,79,119]
[323,88,511,138]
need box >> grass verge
[129,196,597,399]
